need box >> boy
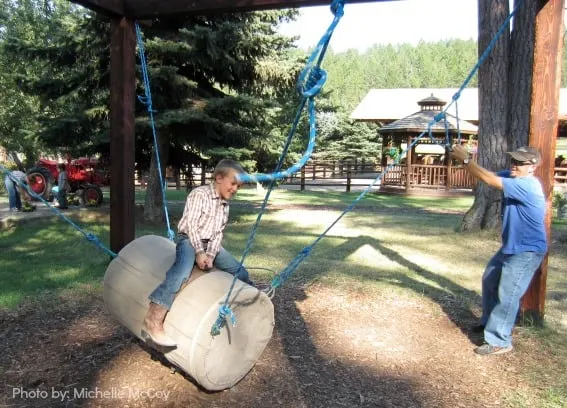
[143,159,253,347]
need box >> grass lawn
[1,188,566,406]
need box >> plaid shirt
[177,183,229,257]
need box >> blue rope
[268,0,525,290]
[210,1,345,336]
[1,165,117,258]
[135,22,175,241]
[237,0,345,184]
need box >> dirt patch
[0,284,537,408]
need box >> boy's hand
[205,255,214,270]
[196,253,210,270]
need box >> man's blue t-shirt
[498,171,547,254]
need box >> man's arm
[452,145,503,190]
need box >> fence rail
[136,160,567,193]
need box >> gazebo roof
[378,94,478,135]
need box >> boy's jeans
[480,248,545,347]
[4,175,21,210]
[149,235,252,310]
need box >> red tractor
[26,157,109,206]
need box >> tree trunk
[507,0,538,150]
[143,133,170,222]
[8,150,26,171]
[460,0,511,231]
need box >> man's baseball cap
[507,146,541,164]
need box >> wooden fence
[138,160,567,193]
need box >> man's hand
[452,144,470,162]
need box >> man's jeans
[57,188,68,209]
[4,175,21,210]
[480,249,545,347]
[148,235,252,310]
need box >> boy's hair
[213,159,245,179]
[58,163,66,171]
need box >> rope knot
[85,233,98,243]
[452,91,461,101]
[167,229,175,241]
[331,0,345,17]
[300,246,312,256]
[298,67,327,98]
[434,112,445,123]
[210,305,237,337]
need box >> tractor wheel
[82,184,103,207]
[26,167,53,200]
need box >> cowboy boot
[142,302,177,347]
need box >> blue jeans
[148,235,252,310]
[57,188,68,209]
[480,249,545,347]
[4,175,22,210]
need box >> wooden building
[376,94,478,194]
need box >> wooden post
[405,134,412,191]
[201,162,206,185]
[175,167,180,190]
[522,0,564,323]
[300,167,305,191]
[346,168,351,192]
[446,146,453,191]
[109,17,136,253]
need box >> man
[3,170,27,212]
[56,163,70,209]
[452,145,547,356]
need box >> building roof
[378,94,478,134]
[351,88,567,123]
[378,110,478,134]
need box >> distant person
[452,144,547,356]
[3,170,27,212]
[142,159,254,347]
[57,163,70,209]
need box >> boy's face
[215,170,242,200]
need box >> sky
[278,0,480,53]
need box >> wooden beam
[522,0,564,322]
[71,0,124,16]
[109,17,137,252]
[122,0,396,18]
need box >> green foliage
[314,111,381,161]
[320,39,479,113]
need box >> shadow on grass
[226,212,486,345]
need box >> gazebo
[377,94,478,194]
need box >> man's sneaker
[471,324,485,334]
[474,343,513,356]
